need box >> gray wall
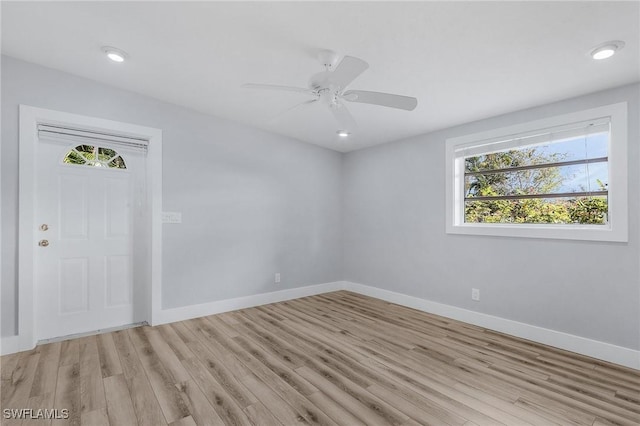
[3,55,638,352]
[343,83,640,350]
[1,56,343,336]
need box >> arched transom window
[63,145,126,169]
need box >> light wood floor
[1,291,639,425]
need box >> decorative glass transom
[63,145,126,169]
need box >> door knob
[38,240,49,247]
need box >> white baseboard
[3,279,638,370]
[1,282,346,355]
[152,281,347,326]
[0,335,25,356]
[343,281,640,370]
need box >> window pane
[75,144,95,156]
[98,147,117,161]
[465,196,607,225]
[464,132,608,173]
[63,150,86,165]
[535,132,608,162]
[557,162,608,193]
[108,156,126,169]
[465,162,608,197]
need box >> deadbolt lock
[38,240,49,247]
[40,224,49,231]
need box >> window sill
[446,222,627,242]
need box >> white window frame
[445,102,628,242]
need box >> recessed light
[102,46,128,63]
[590,41,625,60]
[107,52,125,63]
[337,130,350,138]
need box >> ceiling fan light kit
[243,50,418,136]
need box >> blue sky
[539,132,608,193]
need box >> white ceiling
[2,1,638,152]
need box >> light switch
[162,211,182,223]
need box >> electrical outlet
[471,288,480,301]
[275,273,281,284]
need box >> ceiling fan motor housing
[308,71,333,90]
[317,49,339,69]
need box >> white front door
[34,138,146,340]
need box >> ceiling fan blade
[330,56,369,90]
[343,90,418,111]
[242,83,315,96]
[330,103,357,130]
[270,99,318,122]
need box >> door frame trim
[14,105,163,352]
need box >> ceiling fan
[242,50,418,132]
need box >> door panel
[58,257,89,314]
[106,255,131,307]
[59,174,89,238]
[105,176,130,238]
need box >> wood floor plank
[1,350,41,415]
[180,356,253,426]
[127,327,190,424]
[103,374,138,426]
[182,339,257,410]
[238,365,338,426]
[230,316,309,369]
[112,329,167,426]
[58,339,80,367]
[169,322,198,346]
[79,408,109,426]
[78,336,106,413]
[20,392,55,426]
[174,380,225,426]
[1,290,637,426]
[168,415,197,426]
[305,391,366,426]
[96,332,123,379]
[230,333,319,396]
[594,365,640,391]
[243,401,284,426]
[51,363,80,426]
[514,397,594,426]
[239,373,309,425]
[1,352,22,381]
[366,384,464,426]
[156,325,195,361]
[296,365,408,426]
[144,328,191,384]
[28,342,61,399]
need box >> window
[63,145,127,169]
[446,103,627,242]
